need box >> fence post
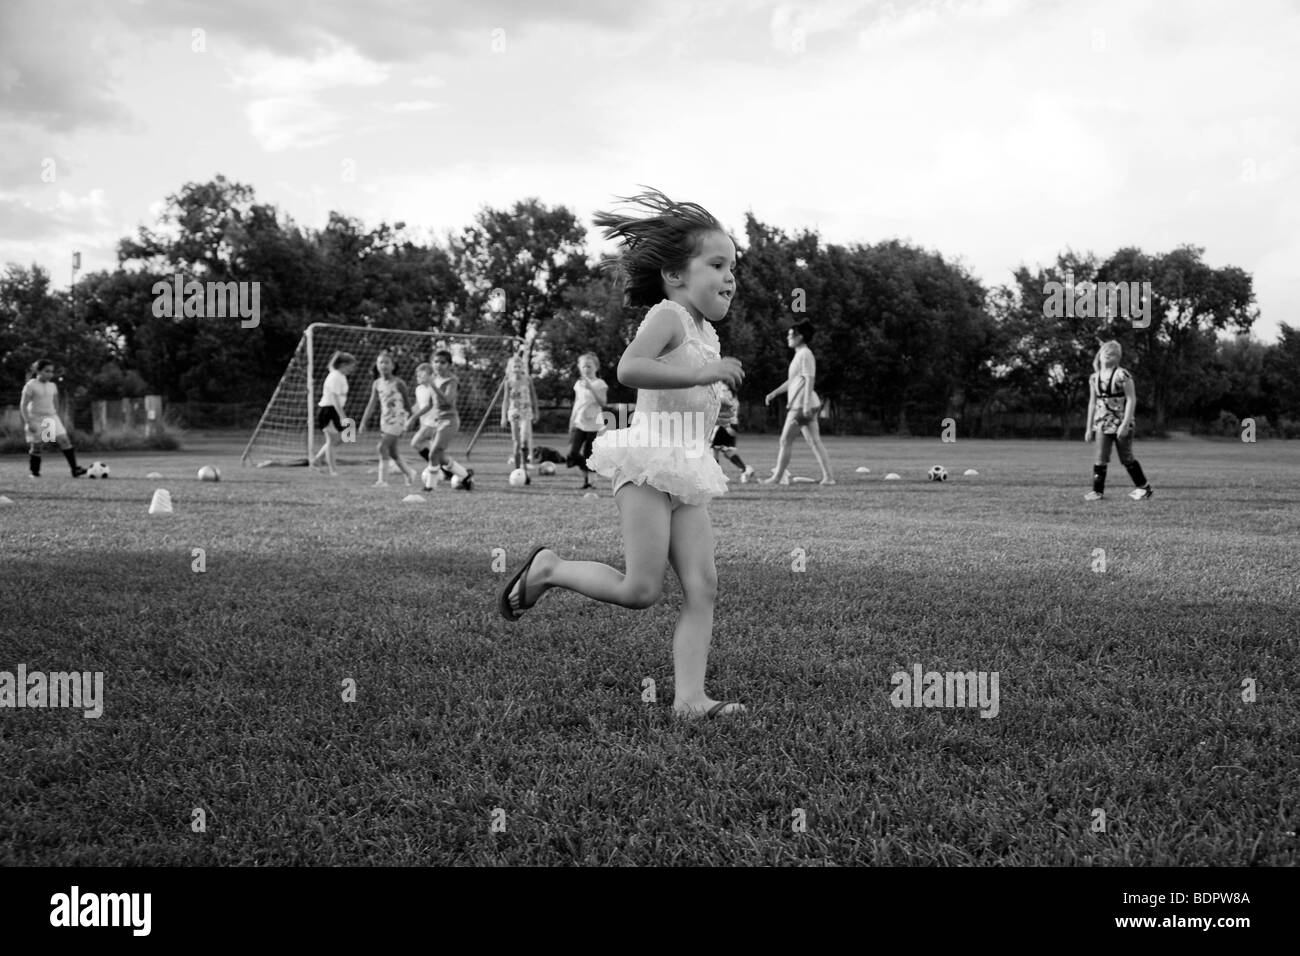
[144,394,162,437]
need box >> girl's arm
[529,378,539,423]
[588,378,608,406]
[500,381,512,427]
[618,309,742,389]
[19,381,35,427]
[406,394,432,429]
[765,380,790,403]
[1083,377,1097,438]
[428,378,453,404]
[358,381,378,433]
[801,355,816,415]
[1119,374,1137,433]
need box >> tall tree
[1101,245,1257,429]
[450,198,592,338]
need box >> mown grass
[1,434,1296,865]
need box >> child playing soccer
[711,382,755,482]
[501,354,539,484]
[20,359,87,478]
[405,350,474,491]
[311,350,356,475]
[566,352,608,490]
[358,351,416,486]
[499,189,746,719]
[1083,339,1153,501]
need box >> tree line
[3,174,1298,437]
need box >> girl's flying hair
[329,350,357,370]
[790,321,816,345]
[593,188,727,308]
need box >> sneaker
[1084,491,1104,501]
[459,469,474,491]
[740,466,755,484]
[72,466,88,478]
[1128,486,1152,500]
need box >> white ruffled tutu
[587,299,729,506]
[587,417,728,506]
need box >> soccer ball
[197,465,220,482]
[86,461,109,479]
[539,462,556,476]
[508,468,528,487]
[421,465,441,490]
[927,465,948,482]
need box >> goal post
[242,323,524,466]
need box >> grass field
[2,433,1297,865]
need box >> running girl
[498,189,746,719]
[566,352,608,490]
[311,350,356,475]
[501,354,539,483]
[405,350,474,491]
[358,350,416,486]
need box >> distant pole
[71,251,81,315]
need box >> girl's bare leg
[512,483,671,608]
[801,419,834,483]
[762,417,801,483]
[666,503,744,716]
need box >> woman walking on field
[762,321,835,485]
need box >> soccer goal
[241,323,524,466]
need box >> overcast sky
[1,0,1296,340]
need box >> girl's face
[416,367,431,384]
[36,365,54,381]
[676,230,736,323]
[577,358,596,378]
[787,329,802,350]
[340,362,356,376]
[432,357,451,377]
[376,355,394,376]
[1100,348,1120,369]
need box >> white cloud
[246,97,345,151]
[228,43,388,95]
[377,100,441,113]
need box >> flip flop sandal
[498,545,547,622]
[707,702,744,718]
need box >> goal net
[242,323,524,466]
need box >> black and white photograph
[1,0,1295,932]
